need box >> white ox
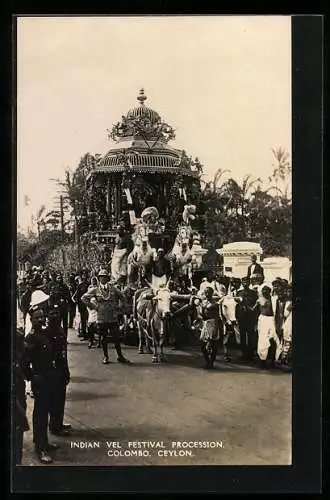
[134,283,172,363]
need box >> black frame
[7,14,323,494]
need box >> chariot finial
[137,88,147,105]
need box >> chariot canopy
[84,89,202,252]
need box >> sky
[17,16,291,232]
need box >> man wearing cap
[48,274,71,338]
[247,254,264,282]
[81,269,130,365]
[23,305,61,464]
[151,248,171,290]
[46,306,71,437]
[24,289,50,336]
[236,277,258,361]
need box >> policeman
[49,273,71,338]
[46,305,71,436]
[13,326,29,465]
[24,306,61,464]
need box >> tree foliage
[199,149,292,256]
[23,147,291,267]
[17,230,70,267]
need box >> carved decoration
[107,90,176,144]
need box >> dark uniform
[49,281,71,337]
[236,286,258,360]
[13,328,29,465]
[24,324,69,454]
[17,278,27,310]
[19,285,33,331]
[47,322,70,434]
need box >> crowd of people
[196,268,292,370]
[14,253,292,465]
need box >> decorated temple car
[83,89,205,268]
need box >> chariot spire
[137,88,147,105]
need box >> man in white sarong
[251,285,282,368]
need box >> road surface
[22,327,292,466]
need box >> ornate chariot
[80,89,206,272]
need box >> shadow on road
[162,352,290,376]
[66,390,119,402]
[70,376,111,384]
[68,342,90,348]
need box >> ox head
[220,295,239,325]
[154,281,172,318]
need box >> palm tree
[269,147,291,202]
[219,174,261,217]
[201,168,231,194]
[239,174,262,216]
[36,205,46,221]
[35,204,46,238]
[270,147,291,180]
